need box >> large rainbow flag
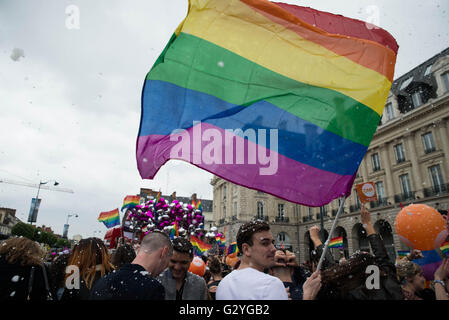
[190,235,212,256]
[137,0,398,206]
[413,249,442,282]
[121,195,140,212]
[98,208,121,229]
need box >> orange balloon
[226,255,239,268]
[395,204,448,250]
[188,256,206,277]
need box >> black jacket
[61,269,105,300]
[317,234,404,300]
[89,264,165,300]
[0,257,51,300]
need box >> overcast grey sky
[1,0,448,239]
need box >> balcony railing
[424,147,436,154]
[275,216,289,223]
[396,157,406,164]
[423,184,449,197]
[370,197,389,209]
[349,204,361,213]
[394,192,415,203]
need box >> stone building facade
[211,47,449,264]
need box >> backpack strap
[27,266,36,300]
[41,263,53,300]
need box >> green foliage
[55,238,70,248]
[11,222,34,239]
[11,222,58,246]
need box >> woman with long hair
[0,237,53,300]
[61,237,114,300]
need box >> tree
[11,222,35,239]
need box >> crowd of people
[1,205,448,301]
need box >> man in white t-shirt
[216,220,321,300]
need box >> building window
[223,185,227,201]
[422,132,436,154]
[424,65,433,76]
[371,153,381,171]
[354,189,361,208]
[277,232,286,242]
[233,202,237,217]
[411,90,423,108]
[375,181,386,200]
[385,103,394,121]
[278,204,285,218]
[257,201,264,219]
[223,206,226,219]
[429,165,444,191]
[394,143,406,163]
[442,72,449,92]
[308,207,314,219]
[399,174,412,196]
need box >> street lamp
[29,180,59,225]
[63,213,78,239]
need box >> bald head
[139,231,173,256]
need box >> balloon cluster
[126,197,206,238]
[205,226,223,240]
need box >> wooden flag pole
[316,196,347,271]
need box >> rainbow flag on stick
[190,236,212,256]
[169,221,179,240]
[440,241,449,257]
[98,208,120,229]
[121,195,140,212]
[328,237,344,249]
[136,0,398,207]
[227,242,238,256]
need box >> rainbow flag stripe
[169,221,179,240]
[328,237,344,249]
[98,208,120,229]
[227,242,238,256]
[190,236,212,256]
[121,195,140,212]
[137,0,398,206]
[397,250,410,258]
[414,250,443,281]
[440,241,449,257]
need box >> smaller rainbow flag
[190,235,212,256]
[98,208,120,228]
[192,199,203,212]
[328,236,344,249]
[397,250,410,258]
[169,222,179,240]
[121,195,140,212]
[227,242,238,256]
[440,241,449,257]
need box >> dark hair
[172,237,194,257]
[49,253,70,291]
[236,220,270,253]
[112,244,136,269]
[208,256,222,275]
[321,251,376,295]
[0,237,43,266]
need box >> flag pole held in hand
[316,197,347,271]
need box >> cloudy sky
[1,0,448,239]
